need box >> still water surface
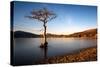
[14,38,97,65]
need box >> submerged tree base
[40,42,48,48]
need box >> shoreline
[35,47,97,64]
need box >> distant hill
[68,28,97,38]
[13,28,97,38]
[14,31,40,38]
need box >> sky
[12,1,97,35]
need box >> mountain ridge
[13,28,97,38]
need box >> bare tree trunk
[43,22,47,44]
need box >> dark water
[13,38,97,65]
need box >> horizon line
[13,28,97,35]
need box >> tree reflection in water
[40,46,48,59]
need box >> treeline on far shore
[12,28,97,38]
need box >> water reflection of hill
[13,28,97,38]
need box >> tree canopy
[26,8,56,23]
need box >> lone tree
[26,8,56,48]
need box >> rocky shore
[36,47,97,64]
